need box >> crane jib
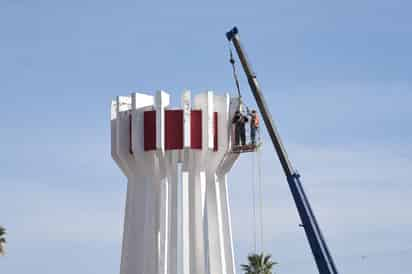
[226,26,339,274]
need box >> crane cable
[257,144,264,252]
[251,146,265,252]
[251,149,257,252]
[229,43,265,252]
[228,44,243,107]
[230,43,257,251]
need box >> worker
[232,110,248,146]
[247,109,259,145]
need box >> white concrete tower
[111,90,239,274]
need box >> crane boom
[226,26,339,274]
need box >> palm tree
[0,226,6,256]
[241,253,277,274]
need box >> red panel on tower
[129,114,133,154]
[144,111,156,151]
[213,112,218,151]
[165,110,184,150]
[190,110,202,149]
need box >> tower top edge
[111,90,236,119]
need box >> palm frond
[241,252,278,274]
[0,226,6,237]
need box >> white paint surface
[155,90,170,151]
[182,90,191,148]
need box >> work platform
[231,142,262,154]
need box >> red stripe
[213,112,218,151]
[165,110,184,150]
[144,111,156,151]
[129,114,133,154]
[190,110,202,149]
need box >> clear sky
[1,1,411,273]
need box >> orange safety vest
[252,113,259,128]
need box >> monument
[111,90,239,274]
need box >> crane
[226,26,339,274]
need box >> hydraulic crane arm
[226,27,339,274]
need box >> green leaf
[241,252,277,274]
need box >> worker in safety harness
[232,109,248,146]
[247,108,259,145]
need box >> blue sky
[1,1,412,273]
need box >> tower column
[166,152,179,274]
[143,174,161,274]
[120,176,150,274]
[189,168,207,274]
[205,170,227,274]
[158,176,169,274]
[180,159,190,274]
[217,174,236,274]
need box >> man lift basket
[228,46,262,154]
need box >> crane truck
[226,26,339,274]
